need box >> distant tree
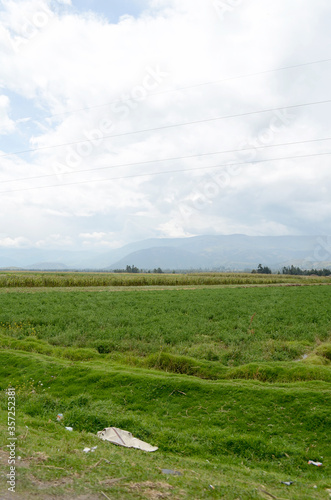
[282,265,331,276]
[153,267,163,274]
[252,264,272,274]
[126,264,139,273]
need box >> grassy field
[1,270,331,288]
[0,275,330,499]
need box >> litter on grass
[97,427,158,452]
[281,481,294,485]
[65,427,73,431]
[308,460,323,466]
[56,414,63,421]
[83,446,98,453]
[161,469,182,476]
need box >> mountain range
[0,235,330,271]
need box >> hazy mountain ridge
[107,246,205,270]
[0,235,329,271]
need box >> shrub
[61,347,99,361]
[315,342,331,361]
[93,340,112,354]
[145,352,199,375]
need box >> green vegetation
[0,277,330,498]
[0,270,331,288]
[0,285,331,368]
[282,265,331,276]
[251,264,272,274]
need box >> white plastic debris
[65,427,73,431]
[308,460,323,466]
[97,427,158,452]
[83,446,97,453]
[162,469,182,475]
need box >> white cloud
[0,95,15,133]
[158,220,194,238]
[79,232,107,240]
[0,0,331,249]
[0,236,30,247]
[35,234,73,247]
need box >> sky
[0,0,331,251]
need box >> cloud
[0,236,30,247]
[0,95,15,133]
[79,232,107,239]
[157,220,194,238]
[35,233,73,247]
[0,0,331,249]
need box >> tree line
[251,264,272,274]
[281,265,331,276]
[251,263,331,275]
[113,265,164,274]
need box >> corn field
[0,271,329,288]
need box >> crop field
[0,275,330,499]
[0,271,331,288]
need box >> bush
[93,341,112,354]
[145,352,199,375]
[315,342,331,361]
[61,347,99,361]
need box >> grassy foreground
[0,351,330,499]
[0,280,330,499]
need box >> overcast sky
[0,0,330,251]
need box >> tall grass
[0,286,331,369]
[0,271,330,288]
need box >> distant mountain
[0,256,19,268]
[77,237,190,269]
[25,262,69,270]
[0,235,329,271]
[0,249,96,268]
[104,235,329,271]
[107,246,205,271]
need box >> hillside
[0,235,330,271]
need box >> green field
[1,270,330,288]
[0,275,330,499]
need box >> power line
[1,136,331,185]
[2,151,330,195]
[38,57,331,119]
[2,98,331,159]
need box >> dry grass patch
[127,481,175,499]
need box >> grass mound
[315,342,331,361]
[144,351,210,376]
[0,350,330,499]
